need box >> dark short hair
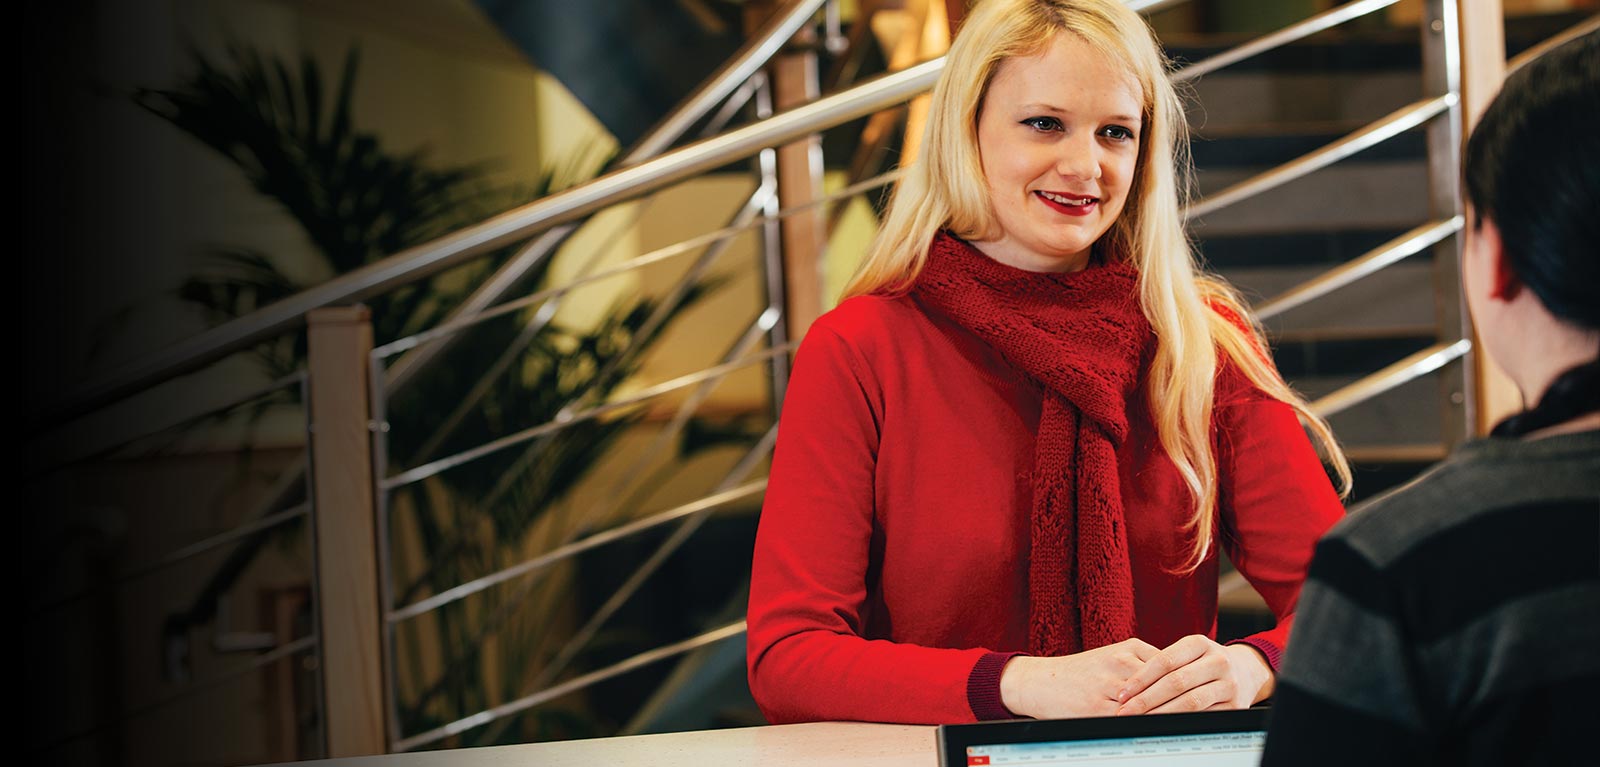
[1463,31,1599,330]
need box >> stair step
[1197,225,1414,270]
[1314,368,1449,447]
[1269,328,1436,379]
[1184,70,1421,130]
[1176,11,1591,132]
[1165,10,1590,73]
[1191,126,1426,169]
[1192,159,1429,232]
[1166,29,1421,75]
[1231,261,1440,334]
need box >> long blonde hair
[843,0,1350,570]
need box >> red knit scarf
[912,232,1152,656]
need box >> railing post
[1421,0,1474,448]
[306,306,387,756]
[899,0,952,167]
[750,1,826,339]
[1456,0,1521,435]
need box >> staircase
[1182,9,1589,505]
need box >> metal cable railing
[368,8,882,745]
[388,481,768,624]
[1184,93,1457,221]
[406,423,784,751]
[389,60,784,478]
[1172,0,1401,83]
[470,214,771,516]
[386,407,782,741]
[41,58,933,433]
[395,621,747,752]
[527,313,782,572]
[381,309,784,618]
[530,424,782,693]
[1309,339,1473,418]
[367,172,903,714]
[40,0,831,427]
[380,345,792,491]
[368,108,897,743]
[1254,217,1464,320]
[369,172,896,366]
[405,182,776,470]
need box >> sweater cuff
[1227,637,1283,673]
[967,651,1025,720]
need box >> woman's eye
[1101,125,1136,141]
[1021,116,1062,132]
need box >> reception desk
[274,722,937,766]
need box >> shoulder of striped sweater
[1321,456,1487,567]
[1329,447,1599,568]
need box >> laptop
[937,708,1269,766]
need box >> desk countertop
[276,722,939,767]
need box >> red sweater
[746,292,1344,725]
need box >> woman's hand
[1112,635,1274,715]
[999,638,1159,718]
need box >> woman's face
[973,33,1142,273]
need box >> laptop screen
[938,710,1268,767]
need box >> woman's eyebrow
[1017,102,1145,126]
[1019,101,1068,114]
[1017,103,1141,125]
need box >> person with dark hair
[1262,31,1600,766]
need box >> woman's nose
[1055,131,1102,181]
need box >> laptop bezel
[936,708,1271,767]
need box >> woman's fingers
[1121,637,1160,662]
[1006,638,1191,719]
[1113,635,1210,707]
[1113,636,1232,715]
[1114,660,1226,716]
[1013,636,1262,719]
[1140,679,1235,714]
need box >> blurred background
[22,0,1596,764]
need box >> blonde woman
[747,0,1349,724]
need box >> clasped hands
[998,635,1275,719]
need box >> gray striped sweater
[1264,430,1600,766]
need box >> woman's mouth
[1035,190,1098,217]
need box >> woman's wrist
[1224,643,1275,704]
[998,655,1034,718]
